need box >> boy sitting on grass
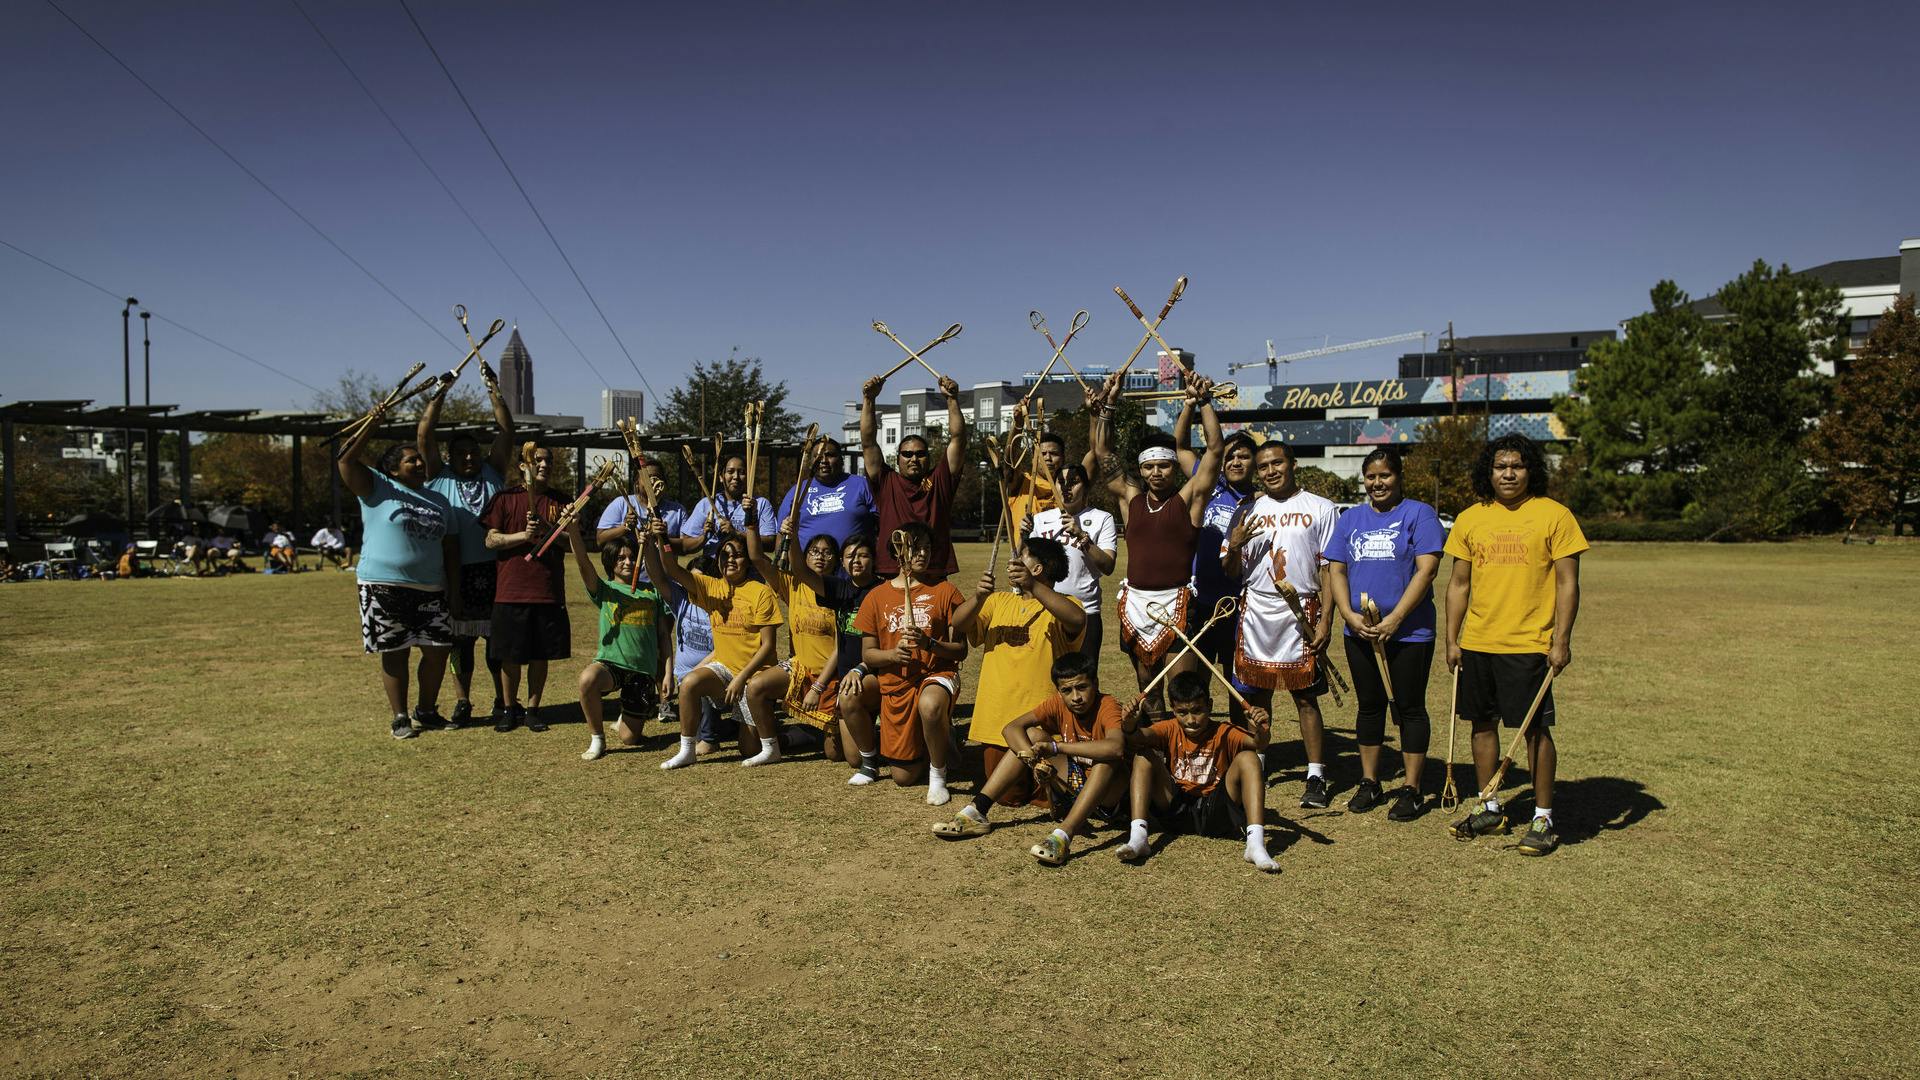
[1119,670,1279,874]
[951,535,1087,805]
[931,651,1128,866]
[565,519,665,762]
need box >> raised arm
[782,516,829,596]
[860,375,886,481]
[336,401,390,499]
[1027,570,1087,642]
[565,514,601,596]
[940,375,967,476]
[418,383,446,480]
[743,503,775,584]
[1090,375,1132,508]
[485,369,516,476]
[1180,377,1224,518]
[1171,395,1200,475]
[950,565,996,635]
[644,518,692,590]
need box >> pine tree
[1810,294,1920,536]
[650,354,802,442]
[1402,416,1482,517]
[1554,280,1715,518]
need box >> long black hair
[1470,433,1549,501]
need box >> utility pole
[1444,321,1458,417]
[142,309,158,536]
[121,298,137,530]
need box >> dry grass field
[2,541,1917,1077]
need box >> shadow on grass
[1552,776,1666,845]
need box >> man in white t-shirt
[1024,463,1117,669]
[1222,440,1338,808]
[311,525,352,570]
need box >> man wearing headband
[1090,370,1224,717]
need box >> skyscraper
[497,327,535,415]
[600,388,645,429]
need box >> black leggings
[450,636,502,695]
[1343,636,1433,753]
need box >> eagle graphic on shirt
[1348,521,1402,563]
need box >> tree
[1295,465,1359,504]
[1554,280,1715,518]
[313,369,495,423]
[1706,260,1843,436]
[1810,294,1920,535]
[195,433,331,521]
[1401,416,1482,517]
[650,354,802,442]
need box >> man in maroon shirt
[481,445,571,733]
[861,372,968,578]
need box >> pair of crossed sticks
[873,320,961,383]
[331,305,506,454]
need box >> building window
[884,427,896,443]
[904,404,920,424]
[978,397,996,419]
[1850,316,1881,349]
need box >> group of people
[339,362,1587,873]
[160,522,352,576]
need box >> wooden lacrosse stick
[1125,380,1239,403]
[1360,593,1396,704]
[331,361,426,452]
[1143,598,1263,735]
[889,529,918,660]
[709,433,724,524]
[1276,580,1348,707]
[680,443,714,506]
[618,417,657,586]
[1113,276,1188,378]
[1023,308,1093,403]
[1468,667,1558,812]
[447,305,507,383]
[873,321,962,381]
[742,402,763,508]
[1135,596,1238,702]
[527,458,619,561]
[774,422,823,570]
[1439,666,1462,812]
[981,435,1018,564]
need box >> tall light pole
[142,309,156,535]
[141,310,151,406]
[122,298,138,530]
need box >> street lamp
[122,297,138,530]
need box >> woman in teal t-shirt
[339,409,467,741]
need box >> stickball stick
[1360,593,1396,704]
[1469,667,1557,811]
[1440,667,1462,812]
[1144,598,1253,713]
[1276,580,1348,707]
[1113,276,1188,378]
[873,321,961,382]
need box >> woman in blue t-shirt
[1322,447,1445,821]
[339,411,467,741]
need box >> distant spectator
[177,529,214,576]
[265,522,297,573]
[208,531,248,573]
[117,542,139,580]
[311,524,353,570]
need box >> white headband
[1138,446,1177,465]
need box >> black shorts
[593,662,656,717]
[487,602,572,664]
[1457,649,1555,729]
[1158,785,1246,838]
[1045,757,1124,822]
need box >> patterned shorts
[358,583,454,654]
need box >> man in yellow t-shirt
[952,536,1085,803]
[1441,434,1587,855]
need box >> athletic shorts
[590,661,656,717]
[358,583,453,654]
[877,672,961,763]
[1158,784,1245,838]
[1457,649,1556,729]
[452,560,497,638]
[1045,756,1124,822]
[487,601,572,664]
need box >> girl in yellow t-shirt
[743,525,843,743]
[642,520,782,770]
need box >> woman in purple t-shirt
[1322,447,1445,821]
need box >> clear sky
[4,0,1916,425]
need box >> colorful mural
[1146,370,1576,446]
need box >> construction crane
[1229,331,1431,385]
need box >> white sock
[1244,824,1278,872]
[959,803,986,824]
[847,768,878,786]
[927,766,951,806]
[741,740,781,767]
[581,734,606,762]
[1306,762,1326,780]
[1533,807,1552,826]
[1485,797,1502,814]
[1126,819,1149,852]
[660,735,697,770]
[1049,827,1070,850]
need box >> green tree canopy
[1706,260,1843,436]
[1554,280,1715,518]
[1810,293,1920,535]
[650,354,802,442]
[1401,416,1481,517]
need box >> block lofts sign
[1253,370,1576,410]
[1146,370,1575,447]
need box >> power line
[43,0,458,354]
[396,0,658,404]
[286,0,611,389]
[0,237,326,394]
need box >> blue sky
[4,0,1916,425]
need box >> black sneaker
[1449,807,1510,841]
[1347,778,1383,813]
[1387,787,1426,822]
[389,714,417,740]
[1300,775,1330,809]
[448,700,472,729]
[1516,817,1559,856]
[525,706,549,733]
[412,707,449,731]
[494,704,520,733]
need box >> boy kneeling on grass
[565,519,666,762]
[1118,670,1279,874]
[931,651,1127,866]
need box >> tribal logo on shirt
[808,490,848,514]
[1348,522,1402,562]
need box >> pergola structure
[0,400,822,542]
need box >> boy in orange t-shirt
[848,522,968,803]
[1119,670,1278,873]
[931,652,1127,866]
